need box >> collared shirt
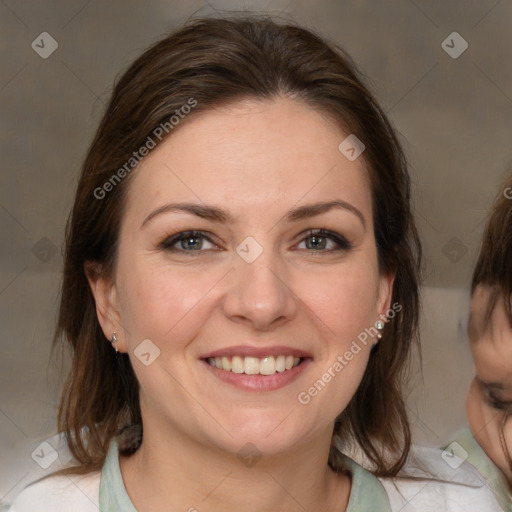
[380,443,503,511]
[449,425,512,511]
[99,440,393,512]
[8,439,504,511]
[8,439,392,511]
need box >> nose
[221,247,298,331]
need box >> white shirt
[381,444,503,511]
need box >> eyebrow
[476,377,507,391]
[141,199,366,230]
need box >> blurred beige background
[1,0,512,505]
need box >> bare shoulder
[8,470,100,512]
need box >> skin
[86,97,394,512]
[467,284,512,488]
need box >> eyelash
[486,394,512,412]
[158,228,352,255]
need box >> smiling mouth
[205,355,303,375]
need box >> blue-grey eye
[160,230,216,252]
[298,229,352,251]
[305,234,327,250]
[179,234,203,250]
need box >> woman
[448,176,512,511]
[8,15,500,511]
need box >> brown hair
[54,14,422,477]
[471,175,512,329]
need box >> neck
[119,419,351,512]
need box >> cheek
[480,405,510,473]
[467,383,493,440]
[116,256,221,347]
[299,259,380,339]
[467,384,511,474]
[293,259,378,406]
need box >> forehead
[469,286,512,384]
[124,97,373,227]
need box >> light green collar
[99,441,137,511]
[99,441,391,511]
[342,455,392,512]
[451,426,512,511]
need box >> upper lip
[200,345,312,359]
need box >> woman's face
[467,285,512,483]
[91,97,393,457]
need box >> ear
[376,268,396,319]
[84,261,126,353]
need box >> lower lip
[201,358,312,392]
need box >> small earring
[376,321,384,340]
[110,332,118,353]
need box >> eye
[488,399,511,411]
[486,393,512,412]
[159,230,218,253]
[296,228,352,252]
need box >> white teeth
[231,356,244,374]
[259,356,275,375]
[206,355,302,375]
[244,357,260,375]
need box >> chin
[217,433,305,462]
[203,418,311,459]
